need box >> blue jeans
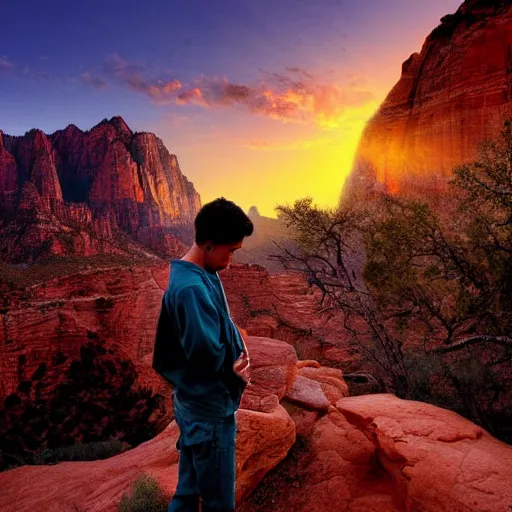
[168,411,236,512]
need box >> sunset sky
[1,0,462,217]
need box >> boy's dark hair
[194,197,254,245]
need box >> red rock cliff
[0,117,201,262]
[344,0,512,203]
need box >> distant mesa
[236,204,296,272]
[248,206,261,218]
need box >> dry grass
[117,473,171,512]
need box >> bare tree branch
[433,335,512,353]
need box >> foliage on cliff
[274,121,512,442]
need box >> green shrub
[117,473,171,512]
[0,341,167,471]
[31,438,131,465]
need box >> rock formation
[235,206,295,272]
[0,262,172,404]
[0,117,200,262]
[0,254,379,440]
[0,261,356,410]
[336,394,512,512]
[344,0,512,205]
[1,335,511,512]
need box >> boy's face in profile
[206,239,244,271]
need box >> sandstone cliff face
[0,263,226,404]
[0,131,18,215]
[0,262,358,414]
[6,129,64,203]
[0,117,200,262]
[344,0,512,203]
[0,261,179,405]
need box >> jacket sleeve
[174,285,225,373]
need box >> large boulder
[241,393,512,512]
[337,394,512,512]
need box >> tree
[272,120,512,441]
[271,198,410,395]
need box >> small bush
[0,341,167,471]
[32,362,47,381]
[117,473,171,512]
[31,438,131,465]
[403,350,460,408]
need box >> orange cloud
[148,79,183,102]
[100,55,374,129]
[103,53,182,101]
[175,74,374,128]
[176,87,207,106]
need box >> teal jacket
[152,260,246,420]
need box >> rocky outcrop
[242,392,512,512]
[344,0,512,205]
[0,335,357,512]
[241,401,403,512]
[219,262,279,337]
[0,336,302,512]
[337,394,512,512]
[0,263,266,405]
[0,116,199,262]
[0,262,169,407]
[2,335,510,512]
[235,207,295,272]
[221,265,363,375]
[0,262,359,409]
